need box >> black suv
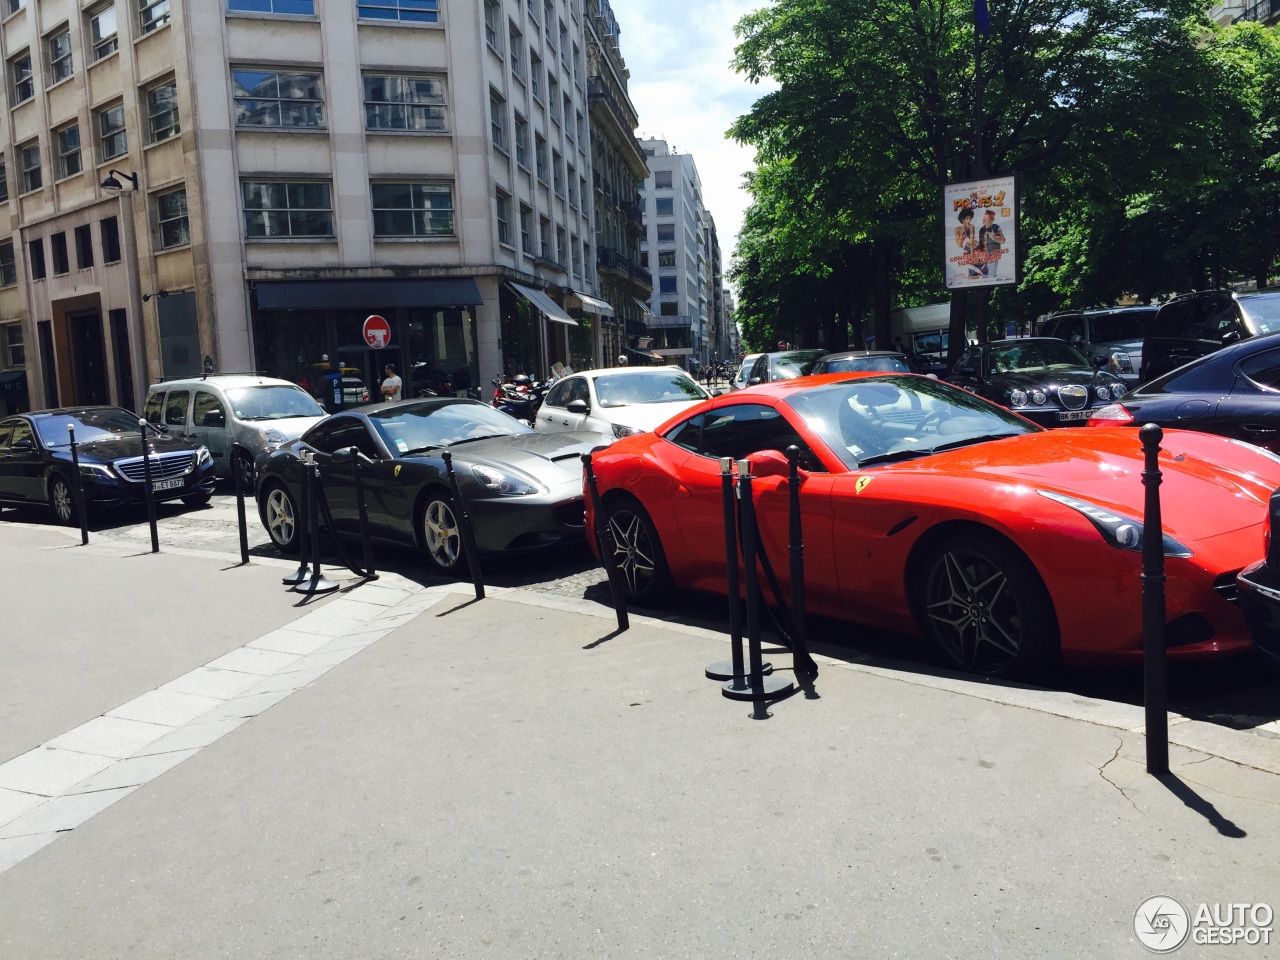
[1140,290,1280,383]
[1036,306,1154,385]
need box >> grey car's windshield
[367,399,532,454]
[785,376,1035,470]
[1240,295,1280,335]
[989,340,1089,373]
[36,407,152,447]
[591,371,709,408]
[227,385,324,421]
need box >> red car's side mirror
[745,448,791,479]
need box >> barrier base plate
[705,659,772,681]
[282,565,309,586]
[721,673,795,701]
[293,573,340,595]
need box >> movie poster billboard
[944,176,1017,289]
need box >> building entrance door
[69,312,109,406]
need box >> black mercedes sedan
[0,406,216,524]
[1088,331,1280,452]
[255,398,612,573]
[947,338,1127,427]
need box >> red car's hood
[888,428,1280,541]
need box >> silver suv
[144,375,326,489]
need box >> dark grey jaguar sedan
[256,398,612,572]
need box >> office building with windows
[637,136,719,368]
[0,0,609,412]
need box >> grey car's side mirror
[566,398,589,414]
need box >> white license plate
[153,477,184,491]
[1058,409,1094,422]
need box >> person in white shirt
[381,363,403,402]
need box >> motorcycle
[491,374,544,425]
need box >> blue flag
[975,0,990,33]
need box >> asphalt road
[3,485,1277,740]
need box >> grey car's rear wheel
[261,483,299,552]
[421,492,465,573]
[49,475,77,526]
[917,533,1057,678]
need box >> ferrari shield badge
[855,475,873,495]
[394,464,402,477]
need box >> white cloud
[611,0,774,260]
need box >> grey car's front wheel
[420,492,465,573]
[261,483,299,552]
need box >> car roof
[712,370,925,401]
[21,405,124,419]
[576,365,685,376]
[983,337,1065,349]
[817,350,908,360]
[148,374,302,392]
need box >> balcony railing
[597,246,652,287]
[643,314,694,329]
[587,76,638,134]
[1236,0,1279,20]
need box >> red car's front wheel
[602,497,672,605]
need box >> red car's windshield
[784,376,1036,470]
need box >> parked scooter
[491,373,544,425]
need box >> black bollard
[137,419,159,554]
[295,458,338,595]
[581,453,628,633]
[348,446,378,581]
[723,459,794,707]
[705,456,771,681]
[786,446,819,679]
[442,451,485,600]
[283,454,311,585]
[232,443,250,566]
[66,424,88,545]
[1140,423,1169,775]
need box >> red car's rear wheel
[918,533,1058,678]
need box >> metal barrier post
[137,419,159,553]
[295,457,339,595]
[232,442,250,566]
[786,445,819,679]
[67,424,88,545]
[581,453,628,632]
[442,451,485,600]
[283,455,311,585]
[349,446,378,581]
[723,460,794,706]
[1140,423,1169,775]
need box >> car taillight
[1088,403,1133,426]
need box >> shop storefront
[251,278,483,406]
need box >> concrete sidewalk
[0,524,1277,958]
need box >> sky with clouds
[610,1,774,263]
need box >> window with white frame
[364,74,446,131]
[88,3,118,60]
[146,78,179,141]
[139,0,170,33]
[242,181,333,238]
[530,52,542,101]
[535,133,547,182]
[555,226,565,266]
[572,43,581,85]
[567,161,577,207]
[495,189,511,247]
[514,113,529,169]
[539,217,550,259]
[562,94,572,137]
[489,90,507,151]
[55,124,81,179]
[155,186,190,248]
[371,181,453,237]
[19,141,40,194]
[4,0,25,16]
[552,149,563,195]
[0,242,16,289]
[654,170,672,189]
[0,156,8,202]
[576,110,585,147]
[3,322,23,365]
[97,103,127,160]
[9,52,33,106]
[483,0,500,51]
[357,0,438,22]
[232,69,324,128]
[519,205,533,255]
[509,24,524,80]
[46,27,73,83]
[571,237,580,278]
[527,0,538,24]
[558,20,568,67]
[548,75,560,123]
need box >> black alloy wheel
[601,497,672,604]
[261,482,299,552]
[917,533,1057,678]
[48,475,78,526]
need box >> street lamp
[99,170,139,193]
[102,169,147,411]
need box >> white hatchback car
[535,365,711,439]
[144,375,326,489]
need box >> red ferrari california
[585,373,1280,677]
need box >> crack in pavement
[1098,735,1141,813]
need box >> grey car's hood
[447,430,613,483]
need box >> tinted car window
[665,414,703,452]
[544,380,571,408]
[566,378,590,405]
[1057,317,1085,342]
[1144,359,1226,395]
[1239,295,1280,335]
[697,403,823,470]
[1239,348,1280,391]
[144,392,164,425]
[953,349,980,376]
[1090,311,1149,341]
[0,422,13,448]
[164,390,190,426]
[10,420,34,448]
[193,390,225,426]
[326,419,382,459]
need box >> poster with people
[943,177,1017,289]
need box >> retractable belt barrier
[582,454,628,633]
[442,451,485,600]
[231,442,251,566]
[66,424,89,545]
[1140,423,1169,776]
[137,418,159,554]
